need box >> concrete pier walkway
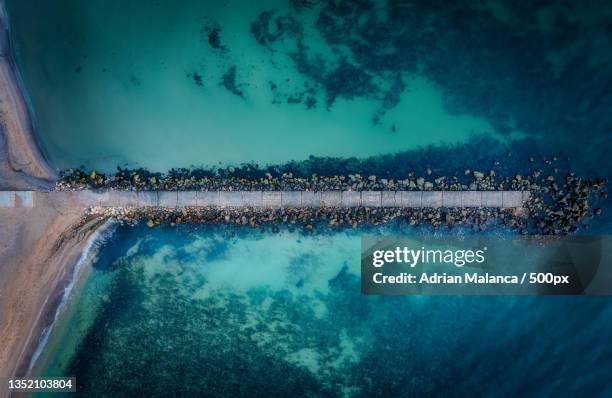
[1,190,529,209]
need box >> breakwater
[5,190,528,209]
[3,183,604,234]
[50,154,607,235]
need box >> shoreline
[0,0,56,189]
[22,217,114,377]
[0,205,105,385]
[0,1,95,392]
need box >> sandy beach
[0,0,56,190]
[0,197,104,382]
[0,1,99,394]
[0,133,103,395]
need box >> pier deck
[0,190,530,209]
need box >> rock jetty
[58,158,607,235]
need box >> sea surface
[7,0,513,171]
[7,0,611,175]
[6,0,612,396]
[32,224,612,397]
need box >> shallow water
[6,0,520,172]
[33,224,612,397]
[7,0,612,174]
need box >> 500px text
[373,272,571,285]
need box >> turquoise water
[33,224,612,396]
[8,0,612,174]
[6,0,516,172]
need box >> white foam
[27,219,117,375]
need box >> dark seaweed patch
[203,25,227,52]
[190,72,203,87]
[251,11,303,50]
[250,11,277,49]
[208,27,221,49]
[246,0,612,169]
[220,66,243,97]
[323,58,376,108]
[305,96,316,109]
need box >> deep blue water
[35,224,612,397]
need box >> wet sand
[0,0,56,190]
[0,196,103,385]
[0,0,95,393]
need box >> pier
[0,190,529,209]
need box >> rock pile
[87,205,525,233]
[65,157,606,235]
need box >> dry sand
[0,173,105,396]
[0,196,103,382]
[0,2,101,395]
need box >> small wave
[26,218,118,375]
